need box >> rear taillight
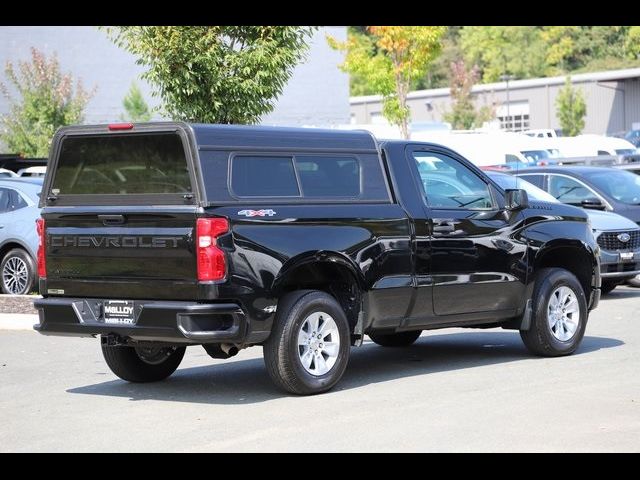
[196,218,229,281]
[36,218,46,278]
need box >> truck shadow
[67,331,623,405]
[601,287,640,299]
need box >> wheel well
[275,262,361,332]
[536,246,594,297]
[0,242,29,263]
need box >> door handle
[433,221,456,233]
[98,214,126,226]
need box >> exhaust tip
[221,344,238,357]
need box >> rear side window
[231,156,299,197]
[9,190,28,210]
[296,156,359,197]
[51,133,192,195]
[231,155,360,199]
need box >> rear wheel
[101,342,186,383]
[1,248,35,295]
[520,268,588,357]
[368,330,422,347]
[263,290,350,395]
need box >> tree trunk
[397,78,409,139]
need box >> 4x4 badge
[238,209,276,217]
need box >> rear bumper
[33,297,248,344]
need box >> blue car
[514,166,640,224]
[487,171,640,294]
[0,178,43,294]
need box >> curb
[0,314,38,331]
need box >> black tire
[1,248,36,295]
[368,330,422,347]
[101,343,186,383]
[626,275,640,288]
[263,290,350,395]
[601,280,619,295]
[520,268,588,357]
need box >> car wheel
[1,248,36,295]
[368,330,422,347]
[263,290,350,395]
[520,268,588,357]
[626,274,640,288]
[101,342,186,383]
[601,280,619,295]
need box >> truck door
[406,145,526,319]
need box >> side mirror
[505,189,529,211]
[580,197,606,210]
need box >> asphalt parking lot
[1,287,639,452]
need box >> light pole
[500,74,515,131]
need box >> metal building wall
[351,73,640,135]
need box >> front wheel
[263,290,350,395]
[520,268,588,357]
[101,342,186,383]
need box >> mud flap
[351,311,364,346]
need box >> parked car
[17,166,47,177]
[0,178,43,294]
[624,130,640,148]
[514,166,640,225]
[34,123,600,395]
[411,131,557,169]
[523,128,559,138]
[487,171,640,294]
[0,168,18,178]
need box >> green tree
[121,82,151,122]
[329,26,446,138]
[443,60,494,130]
[625,26,640,59]
[0,48,93,156]
[540,26,581,74]
[417,27,464,89]
[459,26,547,83]
[556,76,586,136]
[105,26,315,124]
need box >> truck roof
[189,123,380,152]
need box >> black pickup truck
[34,122,601,395]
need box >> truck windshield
[51,133,192,195]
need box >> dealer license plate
[103,300,136,325]
[620,252,634,262]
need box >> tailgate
[40,123,203,300]
[43,208,199,299]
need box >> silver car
[0,178,42,294]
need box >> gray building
[350,68,640,135]
[0,26,349,130]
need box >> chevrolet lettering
[34,122,601,395]
[48,236,181,248]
